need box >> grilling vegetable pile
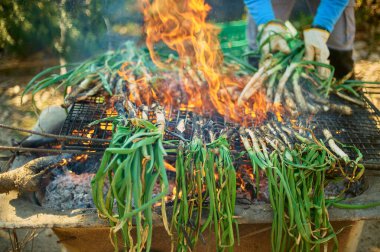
[20,0,380,246]
[21,39,372,251]
[238,43,355,116]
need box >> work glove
[258,21,291,57]
[303,28,331,79]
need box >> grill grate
[59,94,380,167]
[59,97,117,151]
[309,95,380,167]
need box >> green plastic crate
[143,21,248,58]
[217,20,248,56]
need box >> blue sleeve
[312,0,350,32]
[244,0,275,26]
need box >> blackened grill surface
[59,94,380,167]
[59,97,115,151]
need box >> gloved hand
[303,28,331,79]
[258,21,291,57]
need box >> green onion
[170,136,237,251]
[91,118,169,251]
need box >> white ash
[43,170,98,210]
[42,165,174,211]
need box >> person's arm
[303,0,350,79]
[312,0,350,32]
[244,0,275,25]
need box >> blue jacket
[244,0,350,32]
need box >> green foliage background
[0,0,142,60]
[0,1,60,55]
[355,0,380,51]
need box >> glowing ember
[100,108,117,131]
[60,159,69,166]
[74,154,89,162]
[164,161,176,172]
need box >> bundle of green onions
[22,42,156,108]
[240,124,364,252]
[237,29,361,116]
[170,136,237,251]
[91,117,170,251]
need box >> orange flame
[164,161,176,172]
[74,154,89,162]
[133,0,283,125]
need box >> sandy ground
[0,55,379,251]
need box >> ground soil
[0,53,379,251]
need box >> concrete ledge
[0,171,379,229]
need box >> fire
[74,154,89,162]
[100,108,117,131]
[118,62,158,106]
[118,0,285,125]
[164,161,176,172]
[71,128,95,145]
[59,158,69,166]
[236,165,255,192]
